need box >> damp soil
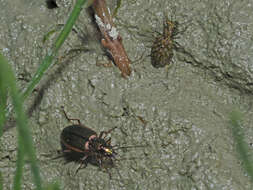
[1,0,253,189]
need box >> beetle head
[90,137,117,157]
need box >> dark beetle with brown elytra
[151,19,179,68]
[59,107,146,177]
[60,108,117,175]
[61,124,117,174]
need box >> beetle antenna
[113,145,147,150]
[61,106,81,125]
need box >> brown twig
[92,0,131,77]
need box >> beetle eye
[104,147,113,154]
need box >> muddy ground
[1,0,253,189]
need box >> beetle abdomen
[151,36,174,68]
[151,19,178,68]
[61,125,97,153]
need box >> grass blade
[1,0,93,189]
[21,0,89,101]
[0,54,8,137]
[0,52,42,190]
[13,136,25,190]
[229,110,253,183]
[0,171,3,190]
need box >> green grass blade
[53,0,88,53]
[1,0,93,189]
[21,55,53,100]
[112,0,122,17]
[0,52,42,190]
[229,110,253,183]
[13,136,25,190]
[22,0,89,101]
[43,26,62,44]
[0,55,8,137]
[0,171,3,190]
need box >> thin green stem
[0,171,3,190]
[13,136,25,190]
[0,57,7,137]
[230,110,253,183]
[21,0,88,101]
[112,0,122,17]
[1,0,93,189]
[0,52,42,190]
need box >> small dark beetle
[151,18,179,68]
[60,108,117,174]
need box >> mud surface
[1,0,253,189]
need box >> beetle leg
[61,106,81,125]
[98,157,102,166]
[63,149,71,153]
[105,167,112,179]
[51,154,64,160]
[98,157,112,179]
[105,137,111,145]
[75,155,88,175]
[98,126,117,138]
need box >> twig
[92,0,131,77]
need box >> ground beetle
[60,107,117,175]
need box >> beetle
[60,107,117,174]
[151,19,179,68]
